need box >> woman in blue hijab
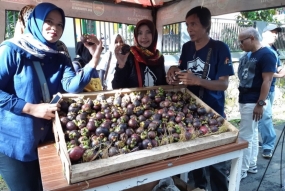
[0,3,102,190]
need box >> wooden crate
[52,85,238,184]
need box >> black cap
[263,24,281,33]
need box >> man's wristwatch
[257,100,266,106]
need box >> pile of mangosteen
[58,88,227,164]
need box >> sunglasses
[239,36,251,44]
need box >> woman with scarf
[0,3,102,191]
[99,33,125,90]
[112,19,167,88]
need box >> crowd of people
[0,2,284,191]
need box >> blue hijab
[24,3,65,50]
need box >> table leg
[180,172,188,182]
[228,149,243,191]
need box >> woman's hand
[176,70,201,86]
[166,66,181,85]
[22,103,61,120]
[114,44,130,68]
[84,34,103,68]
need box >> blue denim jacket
[0,41,96,161]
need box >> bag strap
[104,51,112,81]
[33,61,51,103]
[198,41,214,99]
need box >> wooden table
[38,138,247,191]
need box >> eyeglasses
[239,37,251,44]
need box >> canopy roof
[100,0,177,7]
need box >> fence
[162,18,285,54]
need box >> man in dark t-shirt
[166,6,234,191]
[179,39,234,116]
[258,24,285,159]
[237,27,276,180]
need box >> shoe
[262,149,272,158]
[248,165,258,174]
[240,171,247,181]
[227,171,247,181]
[259,141,262,147]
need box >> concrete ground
[240,123,285,191]
[187,122,285,191]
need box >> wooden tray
[52,85,238,184]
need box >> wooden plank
[52,85,238,184]
[38,139,248,191]
[156,0,285,26]
[69,132,237,183]
[0,0,152,25]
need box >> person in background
[166,6,234,191]
[237,27,276,180]
[112,19,167,88]
[258,24,285,159]
[0,3,102,190]
[73,41,102,91]
[14,4,35,38]
[98,33,125,90]
[73,41,93,71]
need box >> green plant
[220,27,239,51]
[5,10,18,40]
[236,9,280,27]
[0,175,8,191]
[127,25,135,33]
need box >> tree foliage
[236,9,280,27]
[5,10,18,40]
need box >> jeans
[192,161,229,191]
[239,103,259,172]
[258,91,276,151]
[0,152,43,191]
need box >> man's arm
[259,72,274,101]
[197,75,229,91]
[253,72,273,121]
[273,66,285,78]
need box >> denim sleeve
[0,46,27,114]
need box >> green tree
[236,9,280,27]
[5,10,18,39]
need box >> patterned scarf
[10,33,60,59]
[131,19,163,66]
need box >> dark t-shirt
[112,53,167,89]
[179,39,234,117]
[238,47,276,103]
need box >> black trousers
[192,161,229,191]
[0,152,43,191]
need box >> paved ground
[187,122,285,191]
[240,123,285,191]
